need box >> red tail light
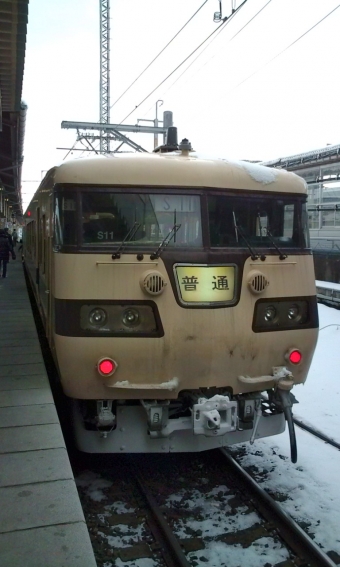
[287,349,302,365]
[97,357,117,376]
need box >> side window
[37,207,41,263]
[62,197,77,245]
[256,212,268,237]
[54,194,77,246]
[41,215,46,273]
[25,220,36,257]
[54,196,63,246]
[301,202,310,248]
[283,205,294,238]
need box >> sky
[21,0,340,209]
[76,297,340,566]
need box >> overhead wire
[109,0,209,111]
[221,3,340,98]
[146,0,273,113]
[64,1,338,158]
[119,0,249,125]
[62,137,79,160]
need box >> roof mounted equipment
[153,127,178,153]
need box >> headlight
[264,306,277,322]
[80,302,163,336]
[89,308,107,326]
[252,297,317,333]
[287,304,300,321]
[122,308,140,327]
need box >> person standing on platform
[0,229,16,278]
[4,228,13,248]
[12,229,18,247]
[18,238,23,262]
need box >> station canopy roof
[0,0,29,220]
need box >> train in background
[23,129,319,461]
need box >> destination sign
[175,265,236,304]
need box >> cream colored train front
[24,136,319,458]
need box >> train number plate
[174,264,236,305]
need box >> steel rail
[221,449,337,567]
[132,468,191,567]
[293,417,340,450]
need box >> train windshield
[81,192,202,247]
[208,195,309,249]
[53,190,308,251]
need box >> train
[23,129,319,461]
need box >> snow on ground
[76,470,113,501]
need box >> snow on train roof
[50,151,307,194]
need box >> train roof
[42,152,307,195]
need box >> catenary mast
[61,0,171,154]
[99,0,110,154]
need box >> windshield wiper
[256,212,267,261]
[112,222,141,259]
[266,227,287,260]
[233,212,265,261]
[150,224,181,260]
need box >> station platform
[0,258,97,566]
[316,279,340,308]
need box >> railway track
[221,449,337,567]
[75,450,339,567]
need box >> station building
[263,145,340,282]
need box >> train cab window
[54,194,77,246]
[208,195,309,249]
[81,192,202,247]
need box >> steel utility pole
[60,0,174,156]
[100,0,110,154]
[154,100,163,149]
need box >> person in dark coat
[4,228,13,248]
[0,229,15,278]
